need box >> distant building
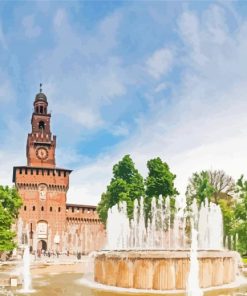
[12,88,105,253]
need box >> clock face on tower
[36,147,48,160]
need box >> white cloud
[154,82,168,93]
[31,10,126,130]
[53,9,66,28]
[68,3,247,206]
[110,122,129,137]
[22,15,42,38]
[146,48,173,79]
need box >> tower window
[40,106,43,114]
[50,207,52,212]
[39,121,45,130]
[33,206,35,211]
[58,207,61,212]
[41,206,44,211]
[35,107,38,113]
[24,205,27,211]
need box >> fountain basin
[94,250,238,290]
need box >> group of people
[33,249,83,260]
[34,249,61,259]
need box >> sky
[1,0,247,206]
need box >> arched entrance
[38,240,47,251]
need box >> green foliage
[97,155,179,225]
[145,157,178,198]
[144,158,178,220]
[97,155,144,224]
[218,199,235,239]
[186,170,236,239]
[0,186,22,253]
[234,176,247,255]
[242,258,247,264]
[186,171,215,206]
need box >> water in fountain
[106,196,223,251]
[22,245,32,292]
[18,226,33,293]
[187,221,203,296]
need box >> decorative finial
[40,83,42,93]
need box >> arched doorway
[38,240,47,251]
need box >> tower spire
[40,83,42,93]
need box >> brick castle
[12,89,105,254]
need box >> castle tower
[13,86,72,252]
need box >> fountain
[94,196,238,292]
[18,226,33,293]
[21,245,32,292]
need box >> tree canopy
[145,157,178,198]
[186,170,235,206]
[97,155,145,223]
[234,176,247,255]
[0,186,22,253]
[186,170,237,246]
[97,155,178,224]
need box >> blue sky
[1,1,247,205]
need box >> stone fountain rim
[96,249,238,259]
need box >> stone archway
[38,240,47,251]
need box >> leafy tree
[186,170,236,241]
[97,155,144,224]
[0,186,22,253]
[145,157,178,198]
[186,171,215,206]
[208,170,235,204]
[234,176,247,255]
[145,158,178,220]
[186,170,235,205]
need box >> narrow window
[58,171,61,177]
[36,106,38,113]
[24,206,27,211]
[72,207,74,213]
[50,207,52,212]
[39,121,45,130]
[41,206,44,211]
[58,207,61,212]
[40,106,43,114]
[33,206,35,211]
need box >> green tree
[145,158,178,220]
[234,176,247,255]
[145,157,179,199]
[186,171,215,206]
[97,155,144,224]
[186,170,236,242]
[0,186,22,254]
